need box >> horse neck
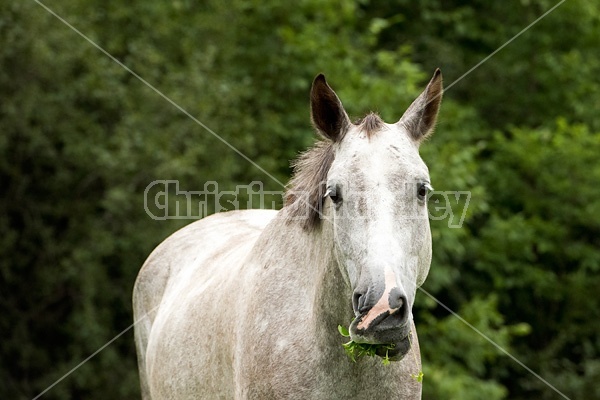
[261,210,353,342]
[310,218,353,331]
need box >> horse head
[310,70,443,360]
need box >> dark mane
[284,140,334,230]
[284,113,385,230]
[355,112,384,138]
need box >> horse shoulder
[133,209,277,399]
[134,209,276,309]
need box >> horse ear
[310,74,351,142]
[398,69,443,143]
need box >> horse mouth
[350,317,413,361]
[375,332,412,361]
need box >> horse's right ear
[310,74,351,142]
[398,69,443,143]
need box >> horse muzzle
[348,313,412,361]
[349,276,413,359]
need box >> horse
[133,69,443,399]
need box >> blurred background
[1,0,599,398]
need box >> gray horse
[134,70,443,399]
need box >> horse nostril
[389,288,405,310]
[352,291,366,314]
[389,289,408,323]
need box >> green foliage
[364,0,600,131]
[468,119,600,398]
[418,295,528,399]
[1,0,599,399]
[337,323,396,365]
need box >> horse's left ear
[398,69,443,143]
[310,74,351,142]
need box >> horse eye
[417,183,432,200]
[325,187,342,204]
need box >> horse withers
[133,70,443,399]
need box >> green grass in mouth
[337,323,424,381]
